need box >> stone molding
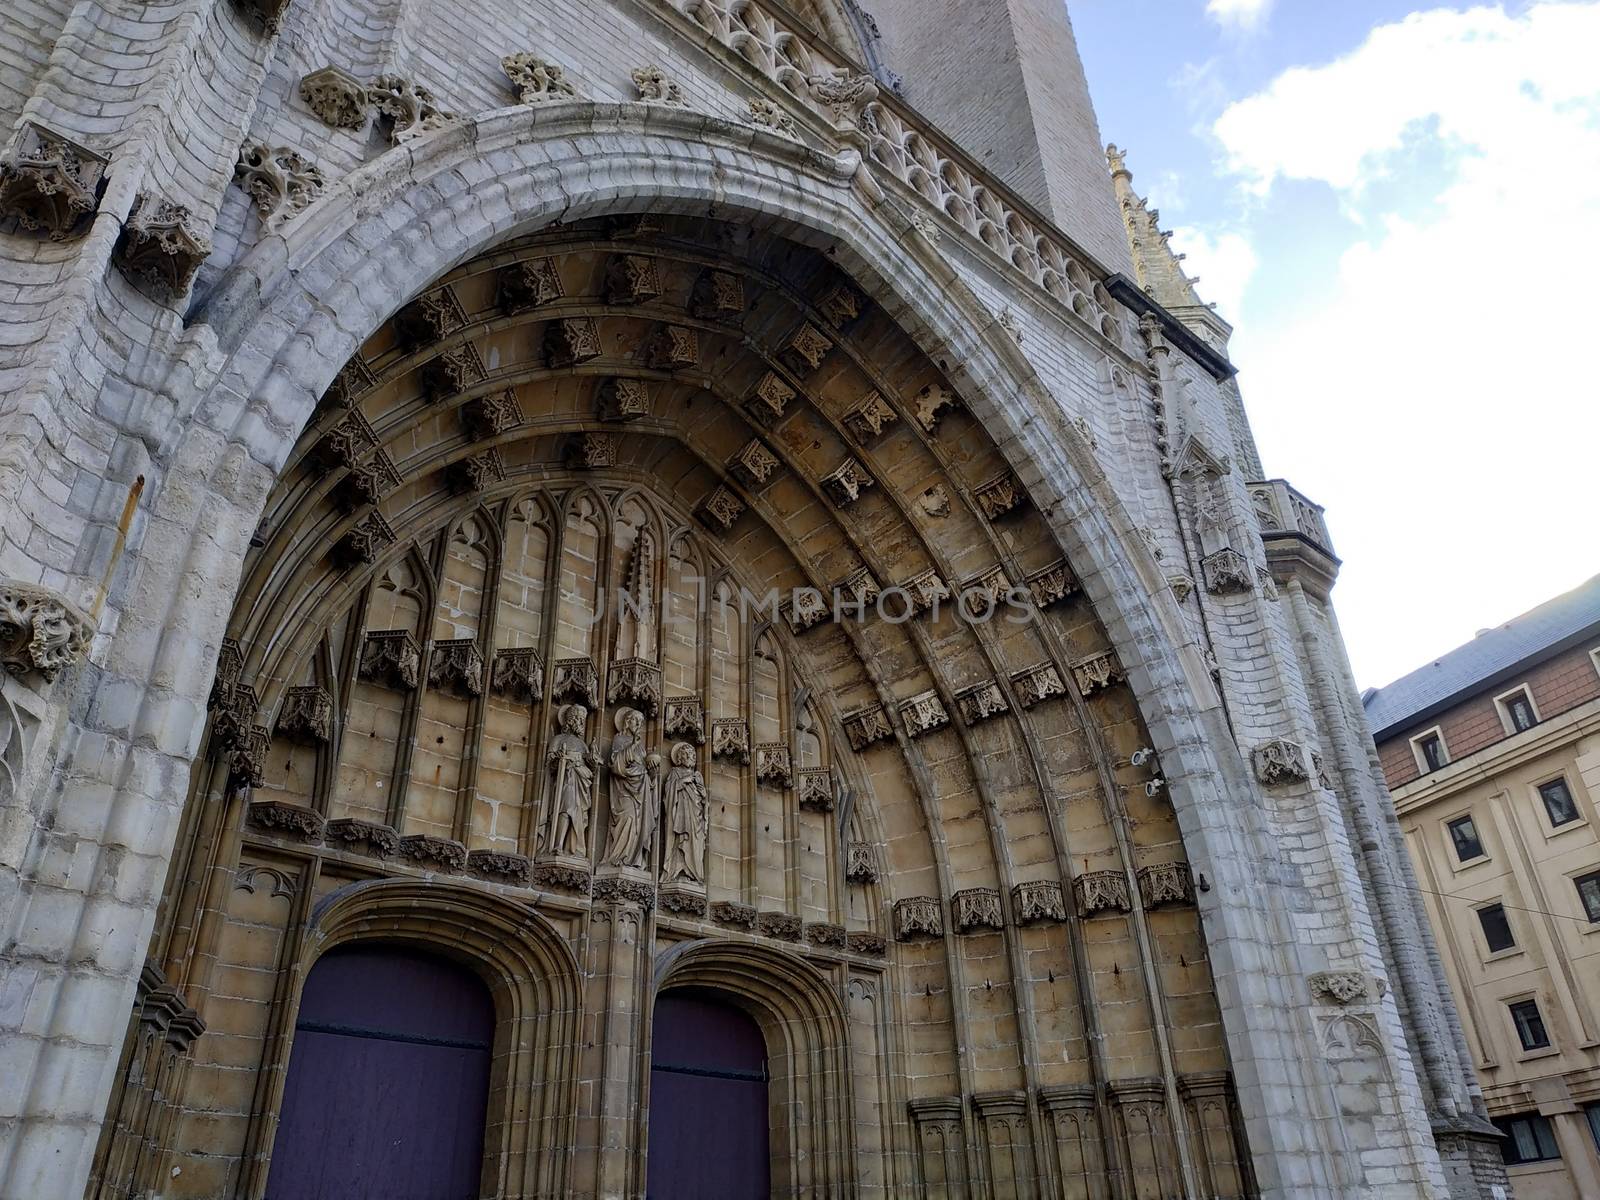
[0,581,93,683]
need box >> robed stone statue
[603,706,661,869]
[545,703,594,858]
[660,741,708,884]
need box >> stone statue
[545,703,594,858]
[603,706,660,869]
[660,741,708,884]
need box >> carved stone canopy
[546,317,601,367]
[399,834,469,872]
[462,390,523,441]
[745,372,795,426]
[662,696,705,744]
[1026,562,1078,609]
[1136,862,1194,909]
[782,323,834,375]
[0,580,93,682]
[275,685,333,744]
[894,896,943,941]
[1012,880,1068,925]
[498,258,563,312]
[490,647,544,703]
[299,66,368,129]
[754,742,793,788]
[847,930,887,957]
[232,0,292,32]
[845,842,879,884]
[759,911,802,941]
[974,472,1024,520]
[805,922,847,948]
[1073,870,1132,918]
[952,887,1004,933]
[1202,548,1254,596]
[597,378,651,422]
[712,900,757,930]
[646,324,698,370]
[0,122,108,239]
[842,704,894,751]
[842,390,898,442]
[659,884,708,916]
[1069,651,1124,698]
[606,657,661,716]
[797,767,834,813]
[955,681,1009,726]
[359,629,420,691]
[395,286,466,350]
[899,690,949,737]
[333,512,397,568]
[691,269,744,320]
[428,638,485,697]
[914,383,958,433]
[114,193,211,298]
[551,657,600,708]
[820,458,874,506]
[369,75,456,143]
[1254,737,1314,786]
[1012,662,1067,709]
[696,485,745,534]
[711,718,751,764]
[605,254,662,304]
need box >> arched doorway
[646,990,770,1199]
[265,944,494,1200]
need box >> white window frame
[1442,809,1489,868]
[1410,726,1450,774]
[1534,773,1586,835]
[1494,685,1541,736]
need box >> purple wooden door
[265,944,494,1200]
[646,990,771,1199]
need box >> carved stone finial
[235,144,326,230]
[0,123,107,240]
[299,67,368,129]
[631,65,685,104]
[501,53,580,104]
[114,194,211,298]
[0,581,93,682]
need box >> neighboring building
[1368,574,1600,1198]
[0,2,1508,1198]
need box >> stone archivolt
[974,471,1024,520]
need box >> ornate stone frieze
[842,390,898,441]
[0,122,107,239]
[955,680,1009,726]
[808,68,879,128]
[550,657,599,708]
[1137,862,1194,909]
[605,254,662,304]
[324,817,400,858]
[901,570,951,616]
[467,850,531,886]
[247,800,324,842]
[607,657,662,716]
[631,64,686,104]
[114,194,210,297]
[335,452,402,511]
[597,377,650,422]
[894,896,943,941]
[490,647,544,702]
[900,690,949,737]
[592,875,656,909]
[501,53,579,104]
[746,95,797,135]
[398,834,468,872]
[1309,971,1380,1006]
[914,383,957,433]
[691,269,744,319]
[696,485,745,533]
[754,742,793,788]
[1069,651,1123,698]
[646,324,698,370]
[974,471,1024,520]
[711,718,751,765]
[952,887,1004,932]
[1012,880,1068,925]
[797,767,834,813]
[369,75,455,143]
[661,696,705,744]
[333,512,396,567]
[759,911,802,941]
[0,581,93,682]
[299,66,367,128]
[462,390,523,440]
[805,922,847,948]
[395,286,466,349]
[359,629,420,690]
[658,884,708,915]
[448,448,506,494]
[783,588,830,634]
[428,638,484,697]
[781,323,834,375]
[820,458,874,506]
[1254,737,1313,785]
[745,372,795,426]
[843,704,893,751]
[836,566,880,610]
[846,842,878,884]
[1202,548,1254,595]
[566,432,616,470]
[847,930,887,956]
[423,343,487,401]
[711,900,757,930]
[530,858,592,893]
[1012,662,1067,709]
[308,407,377,472]
[1073,870,1132,918]
[234,144,325,229]
[1027,561,1078,608]
[728,438,780,488]
[275,685,332,744]
[229,726,270,790]
[545,316,601,367]
[498,257,563,312]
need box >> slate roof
[1363,572,1600,738]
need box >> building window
[1447,815,1485,863]
[1496,1113,1561,1165]
[1539,778,1581,827]
[1414,731,1449,773]
[1576,870,1600,923]
[1509,999,1551,1052]
[1588,1104,1600,1154]
[1498,688,1539,734]
[1477,904,1516,953]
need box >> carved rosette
[359,630,421,691]
[592,875,656,910]
[247,801,325,842]
[1069,651,1124,698]
[744,372,795,426]
[423,343,487,401]
[550,657,599,708]
[234,143,326,229]
[691,269,744,320]
[1202,548,1254,595]
[606,658,662,716]
[597,378,650,422]
[952,888,1005,933]
[728,439,780,489]
[646,324,698,370]
[843,705,894,751]
[498,258,563,312]
[1254,738,1313,786]
[324,817,401,858]
[894,896,943,942]
[299,66,367,129]
[658,884,708,916]
[1309,971,1378,1006]
[845,842,878,884]
[428,639,484,697]
[333,512,396,568]
[0,581,94,682]
[955,681,1009,726]
[1011,880,1068,925]
[566,433,616,471]
[711,900,757,930]
[448,450,505,495]
[462,390,523,441]
[276,686,332,744]
[781,323,834,375]
[399,834,468,872]
[0,122,107,239]
[396,286,466,349]
[1136,862,1193,909]
[1027,562,1078,608]
[805,922,847,949]
[605,254,662,304]
[817,281,865,328]
[914,383,957,433]
[757,911,802,941]
[820,458,874,506]
[696,485,745,533]
[531,858,592,893]
[754,742,793,788]
[1012,662,1067,709]
[711,718,751,765]
[797,768,834,813]
[662,696,705,744]
[631,64,686,105]
[842,390,898,441]
[490,648,544,703]
[900,690,949,737]
[114,194,211,298]
[847,930,887,957]
[467,850,532,886]
[501,53,580,104]
[974,472,1024,520]
[1073,870,1133,918]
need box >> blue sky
[1071,0,1600,688]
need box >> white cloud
[1206,0,1273,30]
[1167,226,1257,321]
[1208,2,1600,685]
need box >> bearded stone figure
[660,741,708,884]
[544,703,594,858]
[604,706,661,869]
